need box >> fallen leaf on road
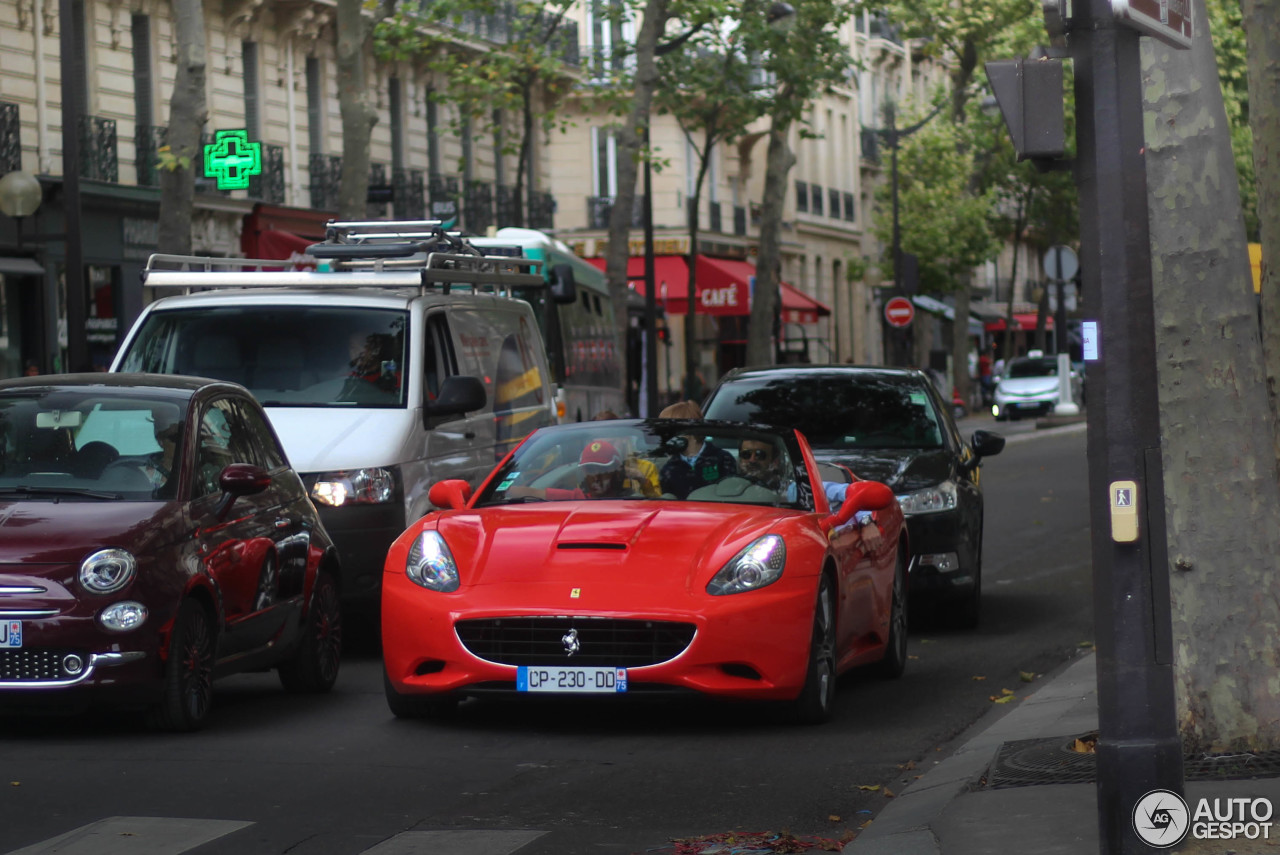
[992,694,1016,704]
[972,675,986,681]
[857,784,881,792]
[883,788,895,798]
[828,815,841,822]
[1019,671,1037,683]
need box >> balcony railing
[418,1,580,66]
[247,144,286,204]
[428,172,461,220]
[309,153,342,211]
[464,180,493,233]
[367,161,389,217]
[580,43,635,83]
[495,183,519,227]
[860,128,881,164]
[529,190,555,231]
[0,101,20,174]
[587,195,642,230]
[393,167,426,219]
[80,116,118,183]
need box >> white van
[111,220,564,602]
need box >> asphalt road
[0,420,1092,855]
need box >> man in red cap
[506,439,636,501]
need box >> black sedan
[702,365,1004,627]
[0,374,343,730]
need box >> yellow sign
[1250,242,1261,294]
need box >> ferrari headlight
[79,549,137,594]
[707,535,786,596]
[896,480,958,515]
[311,467,396,507]
[405,531,460,592]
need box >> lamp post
[0,171,43,249]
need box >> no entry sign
[884,296,915,328]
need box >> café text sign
[1111,0,1193,48]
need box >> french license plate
[516,666,627,693]
[0,620,21,648]
[1014,402,1040,408]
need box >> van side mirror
[549,263,577,305]
[425,375,487,417]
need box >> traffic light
[985,57,1066,162]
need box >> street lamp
[0,170,43,249]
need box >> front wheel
[278,570,343,693]
[875,546,910,678]
[148,598,216,732]
[787,574,837,725]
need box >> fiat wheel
[149,598,216,732]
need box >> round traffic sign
[1043,245,1078,282]
[884,296,915,328]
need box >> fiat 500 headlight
[79,549,137,594]
[707,535,786,596]
[896,480,958,515]
[405,530,460,592]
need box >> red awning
[241,203,330,261]
[587,255,831,323]
[984,312,1054,332]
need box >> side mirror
[213,463,271,519]
[425,375,487,418]
[971,429,1005,458]
[824,480,896,532]
[428,479,473,510]
[549,263,577,304]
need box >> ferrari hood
[809,447,955,495]
[434,502,808,592]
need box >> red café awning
[587,255,831,323]
[984,312,1054,332]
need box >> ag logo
[1133,789,1190,848]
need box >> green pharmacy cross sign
[203,130,262,190]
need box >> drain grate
[984,734,1280,789]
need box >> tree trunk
[336,0,378,220]
[604,0,669,408]
[951,276,971,405]
[746,117,795,366]
[1144,1,1280,753]
[157,0,207,255]
[684,130,714,396]
[1242,0,1280,431]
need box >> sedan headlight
[405,530,460,592]
[311,467,396,507]
[79,549,137,594]
[707,535,786,596]
[896,480,958,515]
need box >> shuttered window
[242,41,260,139]
[131,15,153,130]
[306,56,323,155]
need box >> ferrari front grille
[455,617,696,667]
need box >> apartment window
[242,42,260,139]
[843,192,856,222]
[811,183,823,216]
[131,16,153,131]
[592,127,617,197]
[493,109,505,185]
[795,180,808,213]
[426,88,440,175]
[829,188,840,220]
[389,78,404,169]
[305,56,324,154]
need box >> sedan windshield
[1005,357,1059,378]
[703,373,945,450]
[117,306,408,408]
[475,420,815,510]
[0,390,187,500]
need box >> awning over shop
[912,294,986,336]
[984,312,1054,332]
[587,255,831,323]
[0,256,44,276]
[241,203,330,261]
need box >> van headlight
[79,549,137,594]
[311,467,397,507]
[896,480,958,515]
[707,535,786,596]
[405,531,460,592]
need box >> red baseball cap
[579,440,623,471]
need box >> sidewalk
[843,651,1280,855]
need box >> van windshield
[117,306,409,408]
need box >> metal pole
[1054,246,1068,355]
[58,0,88,374]
[642,126,658,416]
[1071,0,1184,850]
[886,105,907,368]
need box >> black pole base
[1096,737,1186,853]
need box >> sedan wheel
[788,574,837,725]
[876,547,910,678]
[279,571,343,693]
[149,598,216,732]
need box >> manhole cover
[984,733,1280,789]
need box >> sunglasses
[739,448,773,461]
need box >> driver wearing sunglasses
[737,438,879,539]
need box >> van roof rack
[141,219,544,295]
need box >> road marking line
[363,830,547,854]
[4,817,253,855]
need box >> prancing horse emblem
[562,628,580,657]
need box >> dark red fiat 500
[0,374,343,730]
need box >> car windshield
[0,389,187,500]
[703,373,945,450]
[117,305,408,408]
[1005,357,1059,378]
[474,420,815,510]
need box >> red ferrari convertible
[382,419,908,724]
